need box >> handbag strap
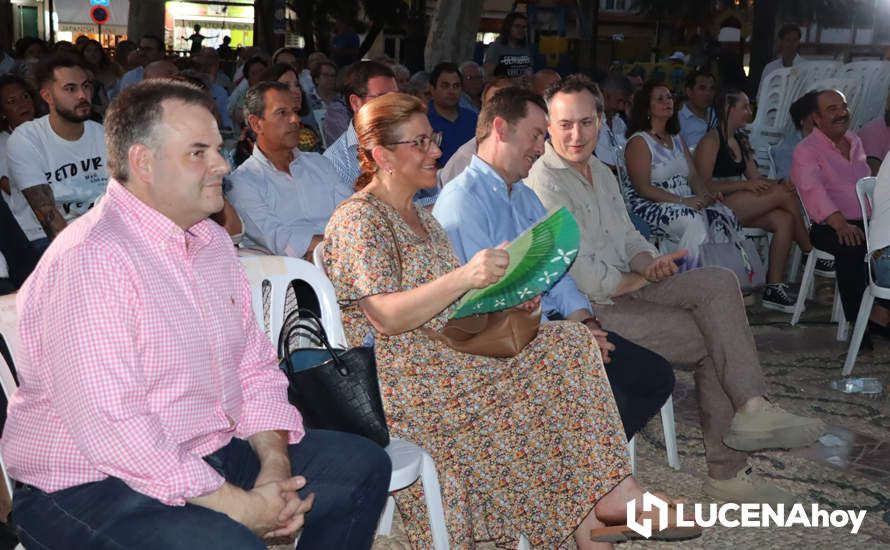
[338,194,403,287]
[278,308,342,370]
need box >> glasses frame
[385,131,443,153]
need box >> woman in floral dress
[324,93,697,549]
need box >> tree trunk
[0,0,13,51]
[576,0,598,76]
[127,0,165,44]
[750,0,779,97]
[255,0,285,53]
[424,0,484,70]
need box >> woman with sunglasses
[324,93,698,549]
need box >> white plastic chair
[796,60,842,95]
[790,201,848,340]
[239,256,450,549]
[0,296,29,550]
[627,395,680,476]
[837,61,890,130]
[843,177,887,375]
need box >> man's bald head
[144,60,179,80]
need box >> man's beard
[55,103,91,123]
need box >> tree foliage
[290,0,406,54]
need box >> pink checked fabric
[1,180,303,506]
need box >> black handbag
[277,308,390,447]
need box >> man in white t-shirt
[758,24,805,96]
[7,53,107,241]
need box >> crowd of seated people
[11,21,890,548]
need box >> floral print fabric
[324,191,631,548]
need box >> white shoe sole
[723,423,824,451]
[761,300,796,313]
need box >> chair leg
[627,436,636,476]
[792,252,816,325]
[843,288,875,376]
[661,396,680,470]
[788,244,802,283]
[376,495,396,537]
[420,452,450,550]
[833,283,849,341]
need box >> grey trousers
[592,267,768,479]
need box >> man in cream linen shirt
[525,75,825,507]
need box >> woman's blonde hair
[353,93,427,190]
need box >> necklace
[649,130,671,148]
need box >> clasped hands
[239,456,315,541]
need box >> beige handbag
[342,195,541,358]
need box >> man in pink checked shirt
[1,79,391,549]
[791,89,890,345]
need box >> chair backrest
[838,61,890,130]
[0,294,18,374]
[797,60,842,93]
[856,176,877,246]
[312,241,324,271]
[0,353,15,499]
[239,256,348,349]
[856,176,877,283]
[753,66,804,134]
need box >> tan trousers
[592,267,767,479]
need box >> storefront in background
[165,1,254,54]
[55,0,129,47]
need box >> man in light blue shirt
[109,35,164,100]
[678,69,716,150]
[228,82,352,259]
[433,86,674,440]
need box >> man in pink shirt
[858,91,890,176]
[791,89,890,339]
[1,79,390,549]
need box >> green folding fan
[451,207,580,319]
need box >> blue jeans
[873,247,890,287]
[12,429,391,550]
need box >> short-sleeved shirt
[1,131,45,241]
[483,42,533,78]
[858,116,890,165]
[678,104,716,151]
[427,102,478,166]
[6,115,107,224]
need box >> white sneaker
[723,400,825,451]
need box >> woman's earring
[387,168,393,175]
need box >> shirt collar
[539,140,572,171]
[344,121,358,148]
[250,144,301,173]
[106,179,215,252]
[679,104,712,122]
[810,126,857,153]
[468,154,514,196]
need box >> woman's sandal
[589,500,703,543]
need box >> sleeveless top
[712,131,747,179]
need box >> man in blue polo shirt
[427,62,478,166]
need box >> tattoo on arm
[22,184,67,239]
